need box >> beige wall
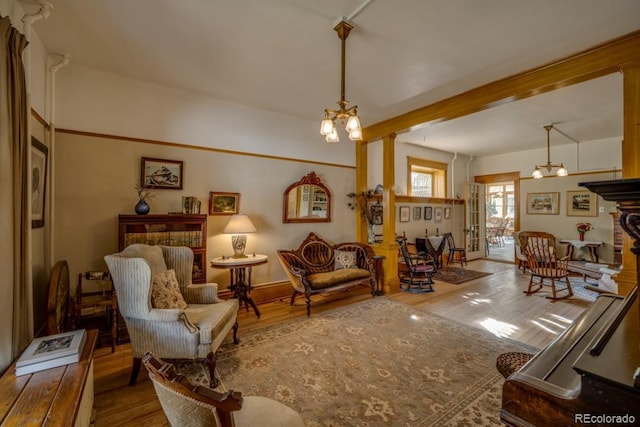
[54,132,356,289]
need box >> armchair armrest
[149,309,198,333]
[182,282,221,304]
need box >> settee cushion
[334,250,357,270]
[307,268,371,290]
[152,269,188,309]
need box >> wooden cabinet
[118,214,208,283]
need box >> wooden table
[0,329,98,426]
[416,236,445,268]
[559,239,603,263]
[211,254,268,318]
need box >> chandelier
[531,124,568,179]
[320,19,362,142]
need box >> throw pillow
[334,250,357,270]
[151,269,187,309]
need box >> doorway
[475,172,520,264]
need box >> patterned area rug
[432,267,493,284]
[179,298,536,426]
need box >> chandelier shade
[320,19,362,143]
[531,124,568,179]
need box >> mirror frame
[283,172,331,223]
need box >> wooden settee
[276,232,377,316]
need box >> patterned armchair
[105,244,239,388]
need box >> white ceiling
[24,0,640,156]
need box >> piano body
[501,179,640,426]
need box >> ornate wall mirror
[283,172,331,223]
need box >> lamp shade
[223,214,257,234]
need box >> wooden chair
[518,231,573,300]
[444,232,467,268]
[396,237,436,292]
[142,353,305,427]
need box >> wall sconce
[223,214,256,258]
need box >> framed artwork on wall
[141,157,183,189]
[444,207,451,219]
[31,137,48,229]
[566,190,598,217]
[424,206,432,220]
[399,206,410,222]
[413,206,421,220]
[526,192,560,215]
[209,192,240,215]
[434,207,443,223]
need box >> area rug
[532,276,600,302]
[432,266,493,285]
[180,297,536,426]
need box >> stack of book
[15,329,86,376]
[182,196,201,214]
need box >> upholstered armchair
[105,244,239,388]
[143,353,305,427]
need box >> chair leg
[305,294,312,317]
[290,291,299,306]
[201,352,219,389]
[232,320,239,344]
[129,357,142,386]
[524,275,542,295]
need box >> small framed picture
[424,206,433,220]
[209,192,240,215]
[413,206,421,220]
[527,192,560,215]
[434,207,443,223]
[141,157,183,189]
[399,206,410,222]
[371,205,383,225]
[444,207,451,219]
[566,190,597,217]
[31,137,48,229]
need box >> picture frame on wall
[399,206,410,222]
[413,206,421,220]
[444,207,451,219]
[31,137,48,229]
[141,157,183,189]
[434,207,443,223]
[424,206,433,220]
[371,205,383,225]
[566,190,598,217]
[526,192,560,215]
[209,192,240,215]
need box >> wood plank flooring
[91,259,592,426]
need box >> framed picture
[399,206,410,222]
[424,206,433,220]
[434,207,443,223]
[566,190,598,217]
[209,192,240,215]
[444,207,451,219]
[413,206,421,220]
[31,137,48,229]
[141,157,183,189]
[526,192,560,215]
[371,205,383,225]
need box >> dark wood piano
[501,179,640,426]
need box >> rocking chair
[397,237,436,293]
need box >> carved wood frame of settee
[276,232,377,316]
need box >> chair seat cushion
[413,264,434,273]
[496,351,534,378]
[307,268,371,290]
[235,396,305,427]
[186,301,239,345]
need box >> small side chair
[444,232,467,268]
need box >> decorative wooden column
[617,66,640,294]
[371,133,400,293]
[355,140,368,243]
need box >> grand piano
[501,179,640,426]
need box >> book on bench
[15,329,86,376]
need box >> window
[486,183,514,218]
[407,157,447,198]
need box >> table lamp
[223,214,257,258]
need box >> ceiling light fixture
[320,19,362,143]
[531,124,568,179]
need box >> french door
[465,182,485,260]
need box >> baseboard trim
[218,281,293,305]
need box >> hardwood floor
[91,259,593,426]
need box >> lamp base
[231,234,247,258]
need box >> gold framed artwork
[526,192,559,215]
[566,190,598,217]
[209,192,240,215]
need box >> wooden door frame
[474,172,520,234]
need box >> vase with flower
[134,183,155,215]
[576,222,592,241]
[347,190,380,244]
